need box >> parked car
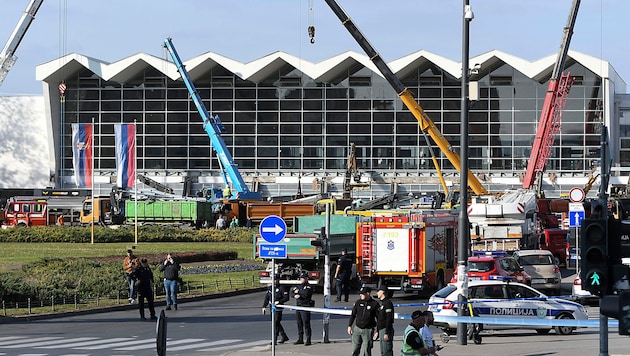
[451,251,531,285]
[428,280,588,336]
[513,250,562,295]
[572,275,598,305]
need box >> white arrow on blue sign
[259,215,287,243]
[569,210,585,227]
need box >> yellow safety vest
[400,324,427,356]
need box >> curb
[0,287,265,323]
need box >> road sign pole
[271,260,276,355]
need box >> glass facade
[57,59,604,190]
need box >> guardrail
[1,276,259,317]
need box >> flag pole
[134,120,138,245]
[91,117,95,245]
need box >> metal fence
[1,276,260,317]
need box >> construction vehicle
[467,189,538,253]
[163,38,261,202]
[355,210,458,293]
[163,37,263,226]
[324,0,487,197]
[254,215,356,290]
[522,0,581,193]
[0,0,44,86]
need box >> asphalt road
[0,269,627,356]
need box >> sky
[1,0,629,96]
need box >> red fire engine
[2,200,49,227]
[356,210,458,294]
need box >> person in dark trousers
[158,253,181,310]
[262,276,290,345]
[376,285,395,356]
[334,248,353,302]
[291,272,313,346]
[401,310,435,356]
[130,258,156,321]
[347,286,379,356]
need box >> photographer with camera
[291,272,313,346]
[158,253,181,311]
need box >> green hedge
[0,225,256,243]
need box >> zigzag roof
[36,49,625,91]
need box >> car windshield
[499,258,521,272]
[433,285,457,298]
[468,261,494,272]
[518,255,553,266]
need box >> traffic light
[600,289,630,336]
[580,217,608,295]
[311,227,328,254]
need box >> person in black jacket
[262,276,290,345]
[347,286,379,356]
[376,285,395,356]
[334,248,353,302]
[131,258,156,320]
[158,253,181,310]
[291,272,313,346]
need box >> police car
[428,279,588,335]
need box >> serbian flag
[71,123,93,187]
[115,124,136,189]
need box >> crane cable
[58,0,68,188]
[307,0,315,44]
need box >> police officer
[348,286,379,356]
[262,276,290,345]
[376,285,395,356]
[401,310,435,356]
[292,271,313,346]
[335,248,353,302]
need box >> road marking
[167,338,243,351]
[3,338,97,348]
[115,338,206,351]
[82,338,155,350]
[0,337,59,347]
[39,338,135,349]
[200,339,270,352]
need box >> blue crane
[163,37,261,201]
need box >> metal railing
[1,276,260,317]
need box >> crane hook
[308,26,315,44]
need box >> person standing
[401,311,435,356]
[376,285,395,356]
[334,248,353,302]
[348,286,379,356]
[130,258,156,321]
[420,310,439,356]
[262,276,290,345]
[215,215,226,230]
[291,272,313,346]
[123,249,139,304]
[159,253,181,310]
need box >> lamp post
[457,0,474,345]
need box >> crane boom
[522,0,581,190]
[325,0,487,195]
[0,0,44,86]
[163,38,261,201]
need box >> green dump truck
[81,197,213,228]
[254,214,357,290]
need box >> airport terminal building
[31,48,630,199]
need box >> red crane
[522,0,581,192]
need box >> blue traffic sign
[259,243,287,259]
[259,215,287,243]
[569,211,585,227]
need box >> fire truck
[2,200,49,227]
[356,210,458,294]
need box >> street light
[457,0,474,346]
